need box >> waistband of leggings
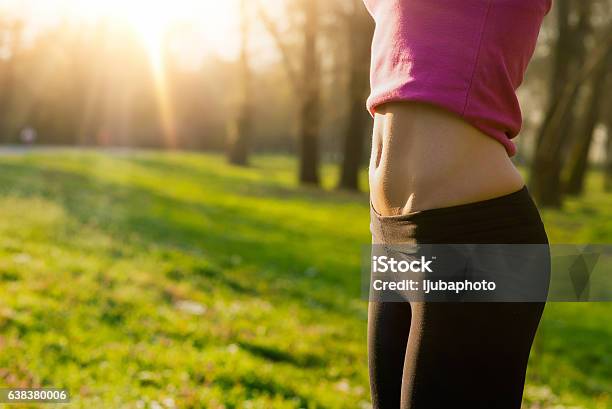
[370,185,535,222]
[370,186,547,244]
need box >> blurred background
[0,0,610,408]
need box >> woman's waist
[369,102,524,215]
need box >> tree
[530,0,595,207]
[564,54,610,195]
[227,0,253,166]
[531,25,612,203]
[605,79,612,192]
[0,19,23,142]
[298,0,321,184]
[337,0,374,191]
[259,0,322,185]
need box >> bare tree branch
[256,2,301,94]
[538,23,612,159]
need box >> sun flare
[97,0,182,146]
[77,0,174,54]
[70,0,239,57]
[69,0,239,147]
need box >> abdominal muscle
[369,101,525,216]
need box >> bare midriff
[369,101,525,216]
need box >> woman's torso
[365,0,551,216]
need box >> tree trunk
[564,56,608,195]
[298,0,321,185]
[227,0,252,166]
[605,86,612,192]
[0,21,23,142]
[0,57,14,142]
[338,1,374,191]
[257,0,322,185]
[531,149,566,207]
[529,0,591,207]
[227,110,251,166]
[605,126,612,192]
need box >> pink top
[363,0,552,156]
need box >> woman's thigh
[368,301,412,409]
[401,301,545,409]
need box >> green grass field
[0,150,610,409]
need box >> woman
[364,0,552,408]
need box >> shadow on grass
[0,159,361,313]
[164,264,259,296]
[237,341,325,368]
[123,155,368,205]
[215,373,315,408]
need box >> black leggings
[368,186,548,409]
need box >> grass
[0,149,610,409]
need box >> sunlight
[76,0,181,56]
[69,0,232,147]
[1,0,241,145]
[71,0,239,57]
[3,0,242,64]
[108,1,171,53]
[113,0,178,146]
[66,0,240,146]
[101,0,179,147]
